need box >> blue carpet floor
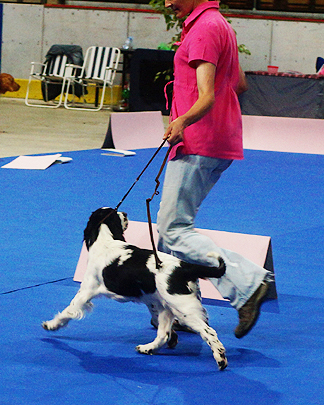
[0,148,323,404]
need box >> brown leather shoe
[234,282,269,339]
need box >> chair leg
[64,80,89,110]
[64,79,72,109]
[24,76,34,107]
[109,84,114,110]
[98,82,114,111]
[55,77,66,108]
[64,81,112,112]
[25,77,64,109]
[98,83,107,111]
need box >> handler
[157,0,270,338]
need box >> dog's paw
[135,344,154,355]
[217,357,228,371]
[42,319,65,331]
[213,344,228,371]
[42,321,57,331]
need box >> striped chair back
[82,47,120,83]
[45,55,68,77]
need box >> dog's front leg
[136,309,174,355]
[42,286,97,331]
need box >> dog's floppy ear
[84,218,99,251]
[101,210,125,242]
[83,208,111,249]
[84,208,125,249]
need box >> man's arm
[164,61,216,146]
[236,65,248,96]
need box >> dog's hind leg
[163,293,227,370]
[42,283,99,331]
[177,312,227,370]
[194,321,227,370]
[136,309,174,355]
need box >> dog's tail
[188,252,226,280]
[167,253,226,295]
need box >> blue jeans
[157,154,268,310]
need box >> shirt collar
[183,1,220,28]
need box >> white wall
[42,7,128,50]
[233,18,324,72]
[1,3,177,78]
[2,4,44,78]
[1,3,324,78]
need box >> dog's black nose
[122,212,128,220]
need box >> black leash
[146,144,172,268]
[99,140,171,267]
[115,139,169,211]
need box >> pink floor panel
[243,115,324,155]
[74,221,273,302]
[108,111,324,155]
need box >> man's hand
[163,117,186,146]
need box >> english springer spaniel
[42,207,228,370]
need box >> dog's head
[84,207,128,250]
[0,73,20,94]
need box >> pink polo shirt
[169,1,244,161]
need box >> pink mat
[74,221,273,302]
[242,115,324,155]
[109,111,167,151]
[107,111,324,155]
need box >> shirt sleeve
[187,21,224,68]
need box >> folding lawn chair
[25,45,83,108]
[64,46,121,111]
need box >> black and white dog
[42,207,228,370]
